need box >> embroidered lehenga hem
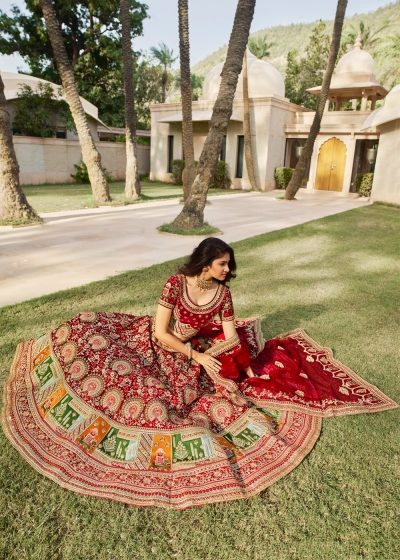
[3,338,322,510]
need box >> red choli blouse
[158,275,235,340]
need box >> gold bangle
[185,342,192,361]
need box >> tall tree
[120,0,140,199]
[172,0,256,230]
[0,73,39,223]
[243,36,273,192]
[150,42,178,103]
[0,1,148,128]
[380,33,400,89]
[178,0,196,202]
[39,0,110,203]
[285,22,331,110]
[248,34,274,59]
[285,0,348,201]
[341,20,387,54]
[242,49,258,191]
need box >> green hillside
[192,1,400,88]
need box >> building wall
[150,97,301,190]
[13,137,150,185]
[371,118,400,205]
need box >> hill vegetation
[192,1,400,89]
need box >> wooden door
[315,138,347,192]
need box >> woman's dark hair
[178,238,236,284]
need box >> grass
[20,180,245,214]
[158,221,222,236]
[1,204,400,559]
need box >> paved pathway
[0,190,369,307]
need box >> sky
[0,0,393,73]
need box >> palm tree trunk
[285,0,348,200]
[243,49,258,191]
[178,0,196,201]
[172,0,256,230]
[0,73,39,222]
[39,0,110,203]
[120,0,141,199]
[161,70,168,103]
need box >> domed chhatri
[201,49,285,101]
[334,31,377,85]
[308,32,387,111]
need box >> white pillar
[361,97,368,111]
[341,136,356,196]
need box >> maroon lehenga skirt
[2,312,397,509]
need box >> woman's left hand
[193,351,221,376]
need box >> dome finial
[354,30,362,50]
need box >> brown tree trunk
[178,0,196,201]
[243,49,258,191]
[285,0,348,200]
[172,0,256,230]
[39,0,111,203]
[161,70,168,103]
[120,0,141,199]
[0,73,39,222]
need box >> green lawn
[22,180,245,214]
[1,205,399,560]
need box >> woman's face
[207,252,230,281]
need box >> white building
[150,36,390,197]
[361,85,400,205]
[2,71,150,184]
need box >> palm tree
[0,73,39,223]
[242,49,258,191]
[39,0,110,203]
[178,0,196,202]
[175,74,204,101]
[172,0,256,230]
[150,42,178,103]
[120,0,140,199]
[380,33,400,89]
[285,0,348,200]
[248,34,274,59]
[242,36,274,192]
[341,20,387,54]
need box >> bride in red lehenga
[2,238,397,509]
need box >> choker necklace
[195,275,214,291]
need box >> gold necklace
[195,275,214,291]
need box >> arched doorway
[315,138,347,192]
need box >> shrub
[71,160,114,183]
[274,167,295,189]
[171,159,231,189]
[171,159,185,185]
[355,173,374,197]
[209,161,231,189]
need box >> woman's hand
[244,365,255,378]
[193,351,221,376]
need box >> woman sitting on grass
[3,238,397,509]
